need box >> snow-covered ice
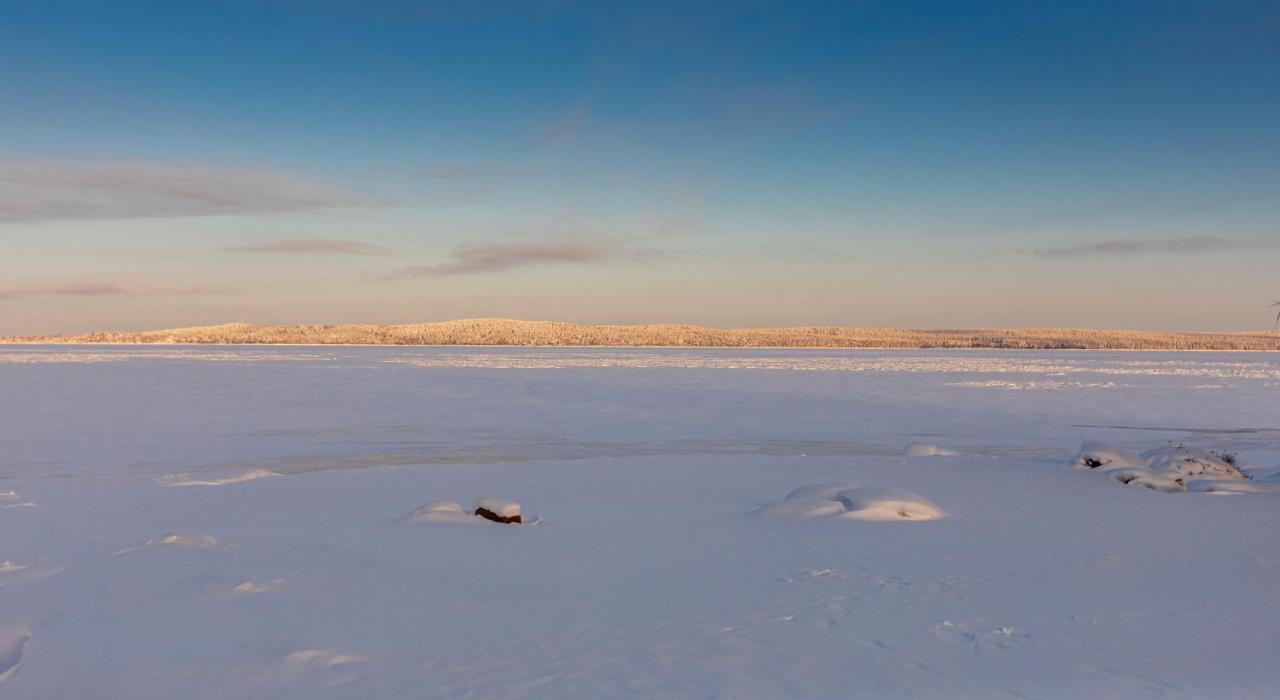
[2,345,1280,697]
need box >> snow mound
[147,533,219,549]
[0,627,30,685]
[835,487,947,521]
[783,483,855,501]
[403,500,483,525]
[1140,444,1246,482]
[904,442,959,457]
[758,498,848,519]
[1072,442,1252,493]
[759,484,945,522]
[1072,442,1146,470]
[1108,469,1183,493]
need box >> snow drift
[759,483,945,522]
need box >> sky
[1,0,1278,334]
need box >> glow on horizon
[2,2,1278,334]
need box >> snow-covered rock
[1073,441,1251,493]
[474,498,523,524]
[904,443,958,457]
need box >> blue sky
[2,0,1278,333]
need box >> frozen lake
[2,346,1279,697]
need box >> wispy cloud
[0,281,133,301]
[221,239,386,255]
[388,241,621,278]
[0,160,361,223]
[1027,235,1265,258]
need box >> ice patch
[147,533,219,548]
[0,560,64,583]
[158,469,277,487]
[0,491,35,509]
[115,533,219,555]
[904,442,959,457]
[253,649,369,688]
[233,579,290,594]
[759,485,945,522]
[0,627,30,685]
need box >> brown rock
[475,507,522,524]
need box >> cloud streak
[0,281,133,301]
[388,241,620,277]
[0,160,361,223]
[1027,236,1265,258]
[221,239,386,255]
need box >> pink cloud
[389,241,619,277]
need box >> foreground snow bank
[1072,441,1254,493]
[759,484,945,522]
